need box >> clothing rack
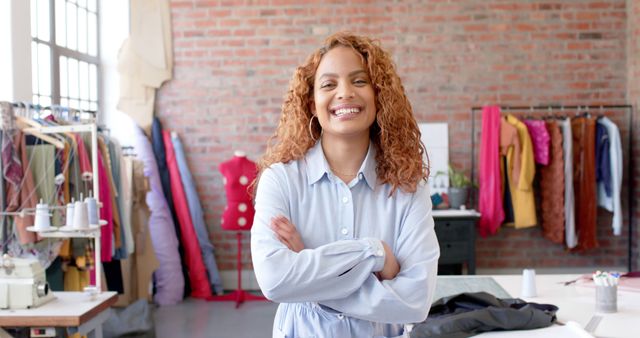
[469,104,634,272]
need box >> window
[31,0,99,111]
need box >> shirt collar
[306,140,377,189]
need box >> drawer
[435,219,474,242]
[438,240,470,263]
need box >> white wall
[0,0,32,102]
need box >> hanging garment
[538,120,565,244]
[171,133,223,295]
[132,125,184,305]
[595,123,611,199]
[597,117,623,235]
[120,152,135,254]
[571,117,598,251]
[505,115,537,228]
[6,131,38,244]
[559,119,577,249]
[163,130,212,299]
[0,102,22,187]
[499,118,519,225]
[523,119,550,165]
[478,106,504,236]
[97,150,114,262]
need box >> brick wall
[628,0,640,271]
[156,0,632,274]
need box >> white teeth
[334,108,360,116]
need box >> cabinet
[433,210,479,275]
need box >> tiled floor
[153,297,278,338]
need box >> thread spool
[65,203,75,228]
[34,203,51,230]
[85,197,99,226]
[73,201,89,229]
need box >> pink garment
[98,151,114,262]
[478,106,504,237]
[523,119,550,165]
[163,130,212,299]
[219,155,257,231]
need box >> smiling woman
[251,32,439,338]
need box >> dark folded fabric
[411,292,558,338]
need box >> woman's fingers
[270,216,304,252]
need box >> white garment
[120,156,135,254]
[596,117,623,235]
[559,118,577,249]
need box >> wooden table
[0,291,117,338]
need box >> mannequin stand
[208,232,267,308]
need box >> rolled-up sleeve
[251,167,386,303]
[320,183,439,324]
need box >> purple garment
[0,102,22,186]
[523,119,550,165]
[132,125,185,305]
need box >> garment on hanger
[523,119,550,165]
[477,106,504,236]
[597,117,623,235]
[559,118,577,249]
[571,116,598,251]
[505,115,537,228]
[538,120,565,244]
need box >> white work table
[0,291,117,338]
[462,274,640,338]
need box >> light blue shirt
[252,141,439,338]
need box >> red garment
[478,106,504,237]
[219,155,257,231]
[163,131,212,298]
[571,117,598,251]
[75,134,93,180]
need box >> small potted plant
[437,164,473,209]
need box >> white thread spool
[65,203,75,228]
[73,201,89,229]
[34,203,51,230]
[84,197,99,226]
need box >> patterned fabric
[0,102,23,186]
[523,119,550,165]
[538,120,565,244]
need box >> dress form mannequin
[219,151,256,231]
[209,151,266,306]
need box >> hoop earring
[308,115,318,142]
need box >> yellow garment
[505,115,537,228]
[63,265,90,291]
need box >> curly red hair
[257,32,429,194]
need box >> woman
[251,32,439,338]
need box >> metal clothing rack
[3,122,104,292]
[469,104,634,272]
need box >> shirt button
[376,249,384,257]
[341,228,348,235]
[342,196,349,204]
[337,314,344,320]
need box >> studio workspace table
[450,274,640,338]
[0,291,117,338]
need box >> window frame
[31,0,101,111]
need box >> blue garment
[595,122,611,197]
[252,141,439,338]
[171,133,224,295]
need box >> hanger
[16,116,65,149]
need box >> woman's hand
[270,216,305,252]
[376,241,400,281]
